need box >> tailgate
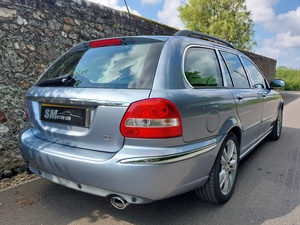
[25,87,151,152]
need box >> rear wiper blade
[38,74,76,87]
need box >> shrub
[276,67,300,91]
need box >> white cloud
[275,7,300,35]
[275,32,300,48]
[245,0,300,67]
[245,0,278,23]
[257,38,285,59]
[257,32,300,64]
[141,0,162,4]
[255,32,300,68]
[246,1,300,36]
[157,0,184,29]
[91,0,119,8]
[88,0,140,16]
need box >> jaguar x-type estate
[19,30,285,209]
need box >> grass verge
[276,67,300,91]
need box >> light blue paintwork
[19,34,284,205]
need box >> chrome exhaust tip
[110,196,129,210]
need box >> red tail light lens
[120,98,182,138]
[89,38,122,48]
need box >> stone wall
[0,0,276,178]
[0,0,177,178]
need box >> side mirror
[270,79,285,89]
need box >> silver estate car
[19,30,285,209]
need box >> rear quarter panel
[150,37,239,143]
[150,89,238,142]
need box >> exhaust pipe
[110,196,129,210]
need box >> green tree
[178,0,257,51]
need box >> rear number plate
[41,104,90,127]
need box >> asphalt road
[1,91,300,225]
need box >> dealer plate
[41,104,90,127]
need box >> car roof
[174,30,236,49]
[70,30,237,52]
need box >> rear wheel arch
[228,126,242,148]
[218,116,242,148]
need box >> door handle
[257,91,267,98]
[236,94,243,101]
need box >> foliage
[276,67,300,91]
[185,71,217,86]
[178,0,257,51]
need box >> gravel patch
[0,173,39,190]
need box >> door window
[221,52,250,88]
[241,57,267,89]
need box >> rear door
[220,51,263,154]
[240,57,280,138]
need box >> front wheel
[195,133,239,204]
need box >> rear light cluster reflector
[89,38,122,48]
[121,98,182,138]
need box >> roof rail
[174,30,235,49]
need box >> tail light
[23,93,29,121]
[89,38,122,48]
[120,98,182,138]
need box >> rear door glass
[241,57,267,89]
[220,51,250,88]
[37,42,164,89]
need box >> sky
[88,0,300,69]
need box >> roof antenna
[123,0,139,35]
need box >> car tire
[195,132,239,204]
[269,107,283,141]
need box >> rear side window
[184,48,222,87]
[36,42,164,89]
[221,51,250,88]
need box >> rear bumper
[19,127,222,204]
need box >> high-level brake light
[89,38,122,48]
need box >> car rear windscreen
[36,41,164,89]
